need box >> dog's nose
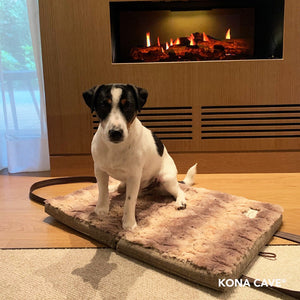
[108,129,124,143]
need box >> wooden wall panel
[50,151,300,176]
[39,0,300,173]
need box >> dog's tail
[181,163,197,186]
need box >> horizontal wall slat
[202,125,300,132]
[146,124,193,129]
[140,115,193,121]
[139,112,192,117]
[202,135,300,139]
[141,118,193,123]
[201,104,300,109]
[201,120,300,126]
[202,110,300,115]
[150,128,193,133]
[158,136,193,140]
[142,106,192,111]
[202,107,300,113]
[201,113,300,120]
[202,131,300,138]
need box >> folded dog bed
[44,179,282,291]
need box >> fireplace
[110,0,284,63]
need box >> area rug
[0,246,298,300]
[44,180,283,291]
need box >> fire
[203,32,209,42]
[132,29,252,62]
[146,32,151,47]
[226,28,231,40]
[187,33,195,46]
[145,28,230,50]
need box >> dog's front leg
[94,168,110,216]
[122,174,141,230]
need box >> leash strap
[274,231,300,244]
[29,176,96,204]
[29,177,300,299]
[240,275,300,299]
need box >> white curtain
[0,0,50,173]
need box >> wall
[39,0,300,175]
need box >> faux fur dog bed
[45,179,282,291]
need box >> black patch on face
[117,86,137,123]
[125,84,148,112]
[83,84,148,123]
[94,85,113,121]
[152,132,164,156]
[82,85,113,121]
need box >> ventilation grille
[139,106,193,140]
[92,107,193,140]
[201,104,300,139]
[92,115,99,134]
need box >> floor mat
[45,181,282,291]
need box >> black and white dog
[83,84,196,230]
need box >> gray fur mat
[45,180,282,291]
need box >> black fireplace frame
[110,0,285,63]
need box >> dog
[83,83,196,230]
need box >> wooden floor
[0,172,299,248]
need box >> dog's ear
[127,84,148,112]
[136,87,148,111]
[82,85,103,113]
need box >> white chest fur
[92,119,163,183]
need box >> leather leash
[29,177,300,299]
[240,275,300,299]
[29,176,97,204]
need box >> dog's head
[83,84,148,143]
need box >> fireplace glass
[110,0,284,63]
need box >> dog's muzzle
[108,128,124,143]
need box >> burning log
[130,45,168,62]
[220,39,253,58]
[166,44,226,61]
[130,31,253,62]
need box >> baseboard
[171,151,300,174]
[50,155,94,176]
[50,151,300,176]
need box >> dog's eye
[101,99,112,107]
[120,99,128,106]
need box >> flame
[174,38,180,45]
[226,28,231,39]
[170,38,173,46]
[166,42,169,50]
[161,47,165,54]
[146,32,151,47]
[203,32,209,42]
[157,36,160,47]
[187,33,195,46]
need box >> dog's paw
[176,203,187,210]
[94,204,109,216]
[122,218,137,231]
[175,197,187,210]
